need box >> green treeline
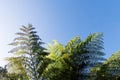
[0,24,119,80]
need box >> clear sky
[0,0,120,66]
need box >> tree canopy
[1,24,120,80]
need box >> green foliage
[88,51,120,80]
[65,33,105,80]
[42,40,70,80]
[7,24,46,80]
[0,66,7,79]
[5,57,29,80]
[4,24,105,80]
[41,33,105,80]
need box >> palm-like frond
[64,33,105,80]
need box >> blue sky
[0,0,120,66]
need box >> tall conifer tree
[8,24,45,80]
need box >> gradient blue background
[0,0,120,66]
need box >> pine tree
[8,24,46,80]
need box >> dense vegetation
[0,24,119,80]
